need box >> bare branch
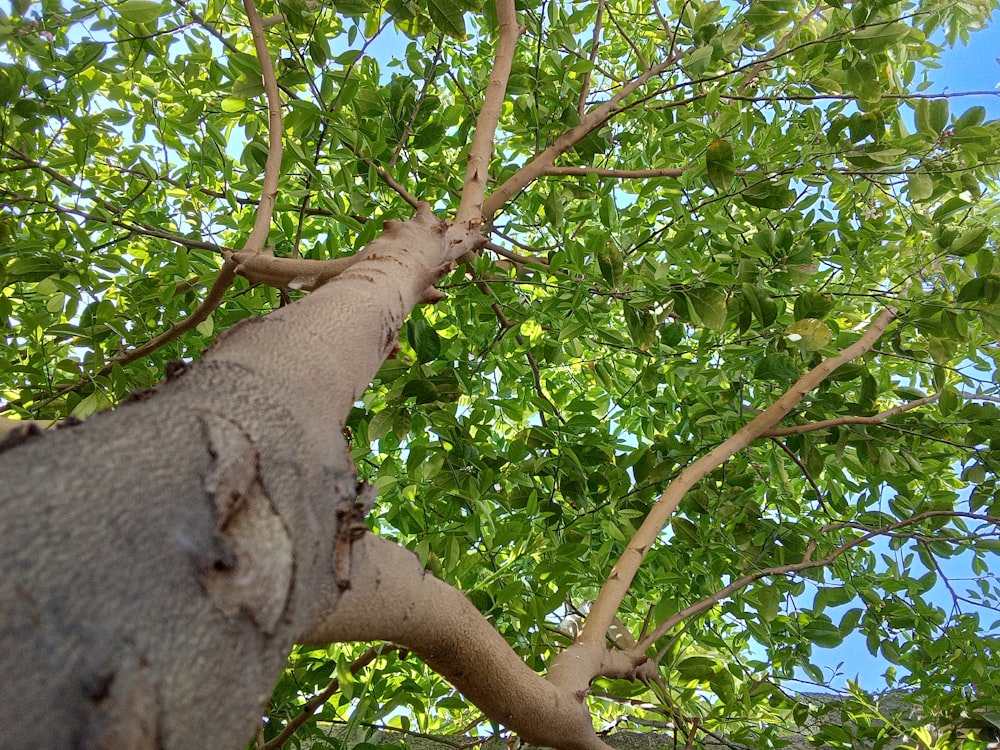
[576,0,605,117]
[641,510,1000,650]
[452,0,522,237]
[482,50,682,221]
[763,393,940,437]
[224,250,362,291]
[543,166,686,179]
[262,644,401,750]
[484,240,549,267]
[242,0,283,254]
[547,308,898,693]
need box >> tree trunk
[0,208,450,749]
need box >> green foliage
[2,0,1000,746]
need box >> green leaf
[424,0,466,38]
[785,318,832,351]
[793,292,832,321]
[221,97,246,112]
[907,170,933,201]
[740,178,796,209]
[754,353,800,382]
[706,138,735,190]
[62,42,106,74]
[117,0,165,23]
[916,98,949,137]
[803,618,843,648]
[850,21,910,50]
[741,284,778,327]
[335,0,372,15]
[405,318,441,363]
[688,287,728,330]
[947,226,989,257]
[598,244,624,288]
[675,656,717,681]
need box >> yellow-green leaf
[785,318,832,351]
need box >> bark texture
[0,207,614,750]
[0,209,450,749]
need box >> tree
[1,0,999,746]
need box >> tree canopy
[2,0,1000,746]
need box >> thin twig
[640,510,1000,650]
[768,437,828,515]
[542,166,686,178]
[762,393,940,437]
[576,0,605,117]
[262,644,401,750]
[350,146,421,208]
[484,240,549,267]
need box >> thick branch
[452,0,521,236]
[547,308,898,692]
[482,51,681,221]
[224,250,361,291]
[242,0,283,254]
[300,533,614,750]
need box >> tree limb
[451,0,522,243]
[547,308,898,693]
[762,393,940,437]
[301,533,616,750]
[640,510,1000,651]
[482,49,682,221]
[241,0,282,254]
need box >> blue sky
[930,19,1000,118]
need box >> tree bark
[0,206,607,750]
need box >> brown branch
[641,510,1000,651]
[484,240,549,267]
[482,47,682,221]
[737,4,826,93]
[762,393,940,437]
[262,644,401,750]
[350,146,421,209]
[223,250,361,291]
[451,0,522,239]
[576,0,604,117]
[768,437,828,514]
[546,308,898,693]
[542,166,686,179]
[242,0,283,254]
